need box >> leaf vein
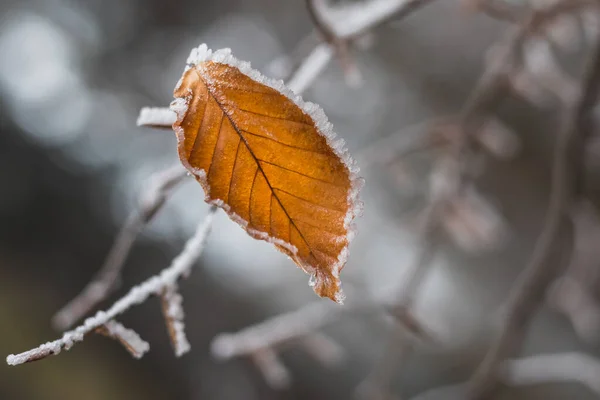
[273,188,345,213]
[237,107,312,126]
[206,112,225,181]
[258,159,345,187]
[241,129,330,155]
[198,68,328,264]
[227,139,242,203]
[190,81,210,158]
[248,168,259,226]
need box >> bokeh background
[1,0,599,399]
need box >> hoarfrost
[6,208,216,365]
[136,107,177,127]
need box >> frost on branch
[7,206,216,366]
[311,0,430,38]
[95,320,150,359]
[160,283,191,357]
[136,107,177,129]
[53,163,188,330]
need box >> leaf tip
[309,271,345,304]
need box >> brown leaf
[170,45,362,302]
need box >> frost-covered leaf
[171,44,363,302]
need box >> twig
[250,348,292,389]
[309,0,437,40]
[210,301,343,361]
[463,0,522,22]
[95,320,150,359]
[409,352,600,399]
[295,0,438,94]
[522,37,579,105]
[52,163,188,330]
[468,4,600,398]
[503,352,600,392]
[305,0,437,85]
[356,119,442,168]
[355,8,533,396]
[160,283,191,357]
[6,206,217,366]
[299,332,346,367]
[547,200,600,343]
[136,107,177,129]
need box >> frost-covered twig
[160,283,191,357]
[310,0,436,39]
[52,163,188,330]
[7,206,217,366]
[294,0,437,93]
[211,301,343,361]
[409,352,600,400]
[213,305,346,389]
[95,320,150,359]
[305,0,436,86]
[136,107,177,129]
[503,352,600,392]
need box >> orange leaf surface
[170,45,362,303]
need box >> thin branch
[356,119,442,168]
[136,107,177,129]
[210,302,343,361]
[52,163,188,330]
[306,0,337,44]
[6,206,217,366]
[250,348,292,389]
[547,200,600,343]
[409,352,600,400]
[309,0,437,40]
[463,0,522,23]
[299,332,346,367]
[356,200,443,399]
[160,283,191,357]
[95,320,150,359]
[503,352,600,392]
[468,4,600,398]
[295,0,437,94]
[356,9,533,397]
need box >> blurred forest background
[2,0,600,399]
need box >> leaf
[170,45,362,303]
